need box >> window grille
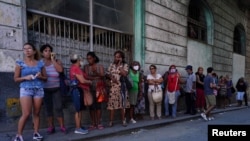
[187,0,207,42]
[27,11,133,69]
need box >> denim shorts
[20,88,44,98]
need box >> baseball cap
[185,65,192,70]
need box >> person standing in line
[164,65,182,118]
[184,65,196,115]
[243,78,249,106]
[83,51,105,130]
[127,61,143,123]
[69,54,92,134]
[195,67,205,113]
[106,50,130,127]
[217,76,227,109]
[14,43,47,141]
[201,67,217,121]
[40,44,67,134]
[225,74,233,107]
[236,77,247,107]
[147,64,163,120]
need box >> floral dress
[107,63,130,110]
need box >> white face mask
[80,60,84,67]
[133,65,139,71]
[170,68,176,73]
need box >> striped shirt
[44,64,60,88]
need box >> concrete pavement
[0,104,248,141]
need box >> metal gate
[27,10,133,71]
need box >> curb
[69,106,248,141]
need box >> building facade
[0,0,249,132]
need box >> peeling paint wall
[144,0,249,81]
[0,0,23,72]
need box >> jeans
[164,90,180,117]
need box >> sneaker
[208,117,214,120]
[14,135,23,141]
[74,128,88,134]
[200,113,208,121]
[47,126,55,134]
[130,118,137,124]
[33,132,43,140]
[81,126,87,130]
[60,126,67,134]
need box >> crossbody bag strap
[173,74,179,91]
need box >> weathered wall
[144,0,249,83]
[144,0,188,76]
[0,0,24,72]
[144,0,249,110]
[0,0,25,132]
[1,0,250,132]
[211,0,248,84]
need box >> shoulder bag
[167,76,178,104]
[152,85,163,103]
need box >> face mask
[170,68,176,73]
[80,60,84,67]
[133,65,139,71]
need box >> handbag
[167,76,178,104]
[151,85,163,103]
[120,75,133,90]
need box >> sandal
[108,121,113,127]
[88,125,96,130]
[97,124,104,130]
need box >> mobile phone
[51,52,55,58]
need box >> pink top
[70,64,89,90]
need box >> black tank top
[196,72,205,89]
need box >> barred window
[187,0,207,42]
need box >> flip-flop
[97,124,104,130]
[88,125,96,130]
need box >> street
[92,108,250,141]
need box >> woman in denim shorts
[13,43,47,141]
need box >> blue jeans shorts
[20,88,44,98]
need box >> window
[26,0,134,68]
[187,0,213,44]
[233,24,246,55]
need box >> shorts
[20,88,44,98]
[205,94,216,106]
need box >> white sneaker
[208,116,214,121]
[130,118,137,124]
[33,132,43,140]
[14,135,23,141]
[200,113,208,121]
[74,128,88,134]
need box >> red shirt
[70,64,89,90]
[167,73,180,92]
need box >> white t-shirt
[147,74,162,91]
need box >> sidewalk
[0,104,248,141]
